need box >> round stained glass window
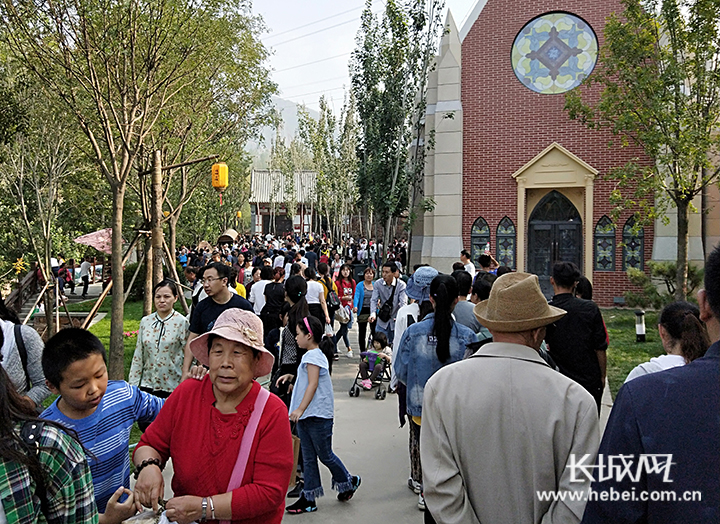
[511,12,598,95]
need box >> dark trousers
[81,275,89,296]
[359,360,385,381]
[357,307,376,353]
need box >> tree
[298,94,359,242]
[2,0,274,378]
[565,0,720,300]
[350,0,445,259]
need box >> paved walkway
[135,320,613,523]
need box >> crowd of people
[0,229,718,524]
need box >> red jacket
[335,278,356,307]
[136,378,293,524]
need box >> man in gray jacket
[369,261,407,343]
[421,272,600,524]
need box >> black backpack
[323,278,341,312]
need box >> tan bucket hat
[473,272,566,332]
[189,308,274,377]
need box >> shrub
[624,261,704,309]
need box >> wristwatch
[200,497,208,522]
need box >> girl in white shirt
[625,301,710,382]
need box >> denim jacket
[395,313,476,418]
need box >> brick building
[415,1,719,306]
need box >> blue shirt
[42,381,164,512]
[582,341,719,524]
[395,313,476,417]
[289,348,334,420]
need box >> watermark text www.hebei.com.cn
[536,488,702,503]
[568,454,675,483]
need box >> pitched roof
[458,0,489,43]
[250,170,317,204]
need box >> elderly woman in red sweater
[132,309,293,524]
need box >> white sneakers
[408,478,422,494]
[346,349,354,358]
[418,493,426,511]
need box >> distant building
[415,1,719,306]
[249,170,316,236]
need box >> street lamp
[635,309,646,342]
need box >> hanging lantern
[211,162,229,205]
[236,211,242,218]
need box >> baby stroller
[348,334,392,400]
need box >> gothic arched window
[471,217,490,267]
[496,217,516,269]
[622,217,644,270]
[594,216,615,271]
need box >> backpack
[323,277,341,312]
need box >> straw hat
[473,272,566,332]
[189,309,274,377]
[406,266,439,302]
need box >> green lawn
[603,308,664,398]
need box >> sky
[253,0,477,114]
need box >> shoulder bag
[377,284,396,323]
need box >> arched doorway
[528,190,583,297]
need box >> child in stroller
[359,332,392,390]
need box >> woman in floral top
[129,279,189,406]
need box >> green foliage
[123,260,186,301]
[564,0,720,299]
[351,0,445,251]
[604,309,663,398]
[624,261,704,308]
[297,94,359,240]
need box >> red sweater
[136,378,293,524]
[335,278,356,307]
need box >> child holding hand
[286,315,361,514]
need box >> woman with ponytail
[395,274,476,512]
[273,275,311,405]
[625,301,710,382]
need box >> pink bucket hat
[189,309,274,378]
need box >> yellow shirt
[235,282,246,298]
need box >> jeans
[334,319,351,350]
[297,417,353,501]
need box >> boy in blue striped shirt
[41,328,164,523]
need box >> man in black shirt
[181,262,253,380]
[545,262,608,413]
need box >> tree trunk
[168,214,179,267]
[151,151,164,286]
[108,183,126,381]
[675,198,690,300]
[143,237,153,316]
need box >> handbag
[335,305,350,324]
[222,387,270,524]
[377,285,396,323]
